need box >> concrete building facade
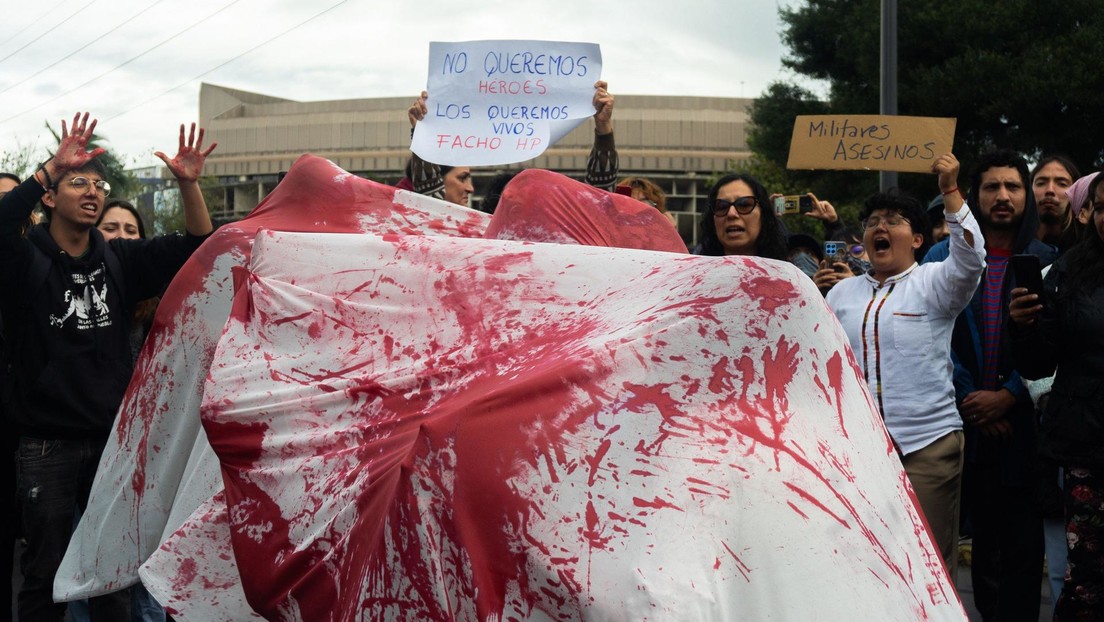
[198,82,754,246]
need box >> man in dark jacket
[0,113,216,621]
[1,170,21,622]
[923,149,1057,621]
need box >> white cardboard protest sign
[411,40,601,167]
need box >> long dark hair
[1059,171,1104,300]
[698,173,786,259]
[98,199,147,239]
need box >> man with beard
[1032,155,1081,254]
[923,149,1057,621]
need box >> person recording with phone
[767,191,868,293]
[922,149,1058,619]
[1009,170,1104,621]
[813,227,870,294]
[824,153,986,581]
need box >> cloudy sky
[0,0,816,169]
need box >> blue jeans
[16,437,130,622]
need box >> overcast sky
[0,0,816,169]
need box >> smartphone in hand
[1010,254,1044,301]
[773,195,813,215]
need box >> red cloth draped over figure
[61,156,965,621]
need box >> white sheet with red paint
[56,154,491,604]
[140,491,265,621]
[168,228,964,621]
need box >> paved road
[957,562,1053,622]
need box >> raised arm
[4,112,104,234]
[406,90,445,198]
[926,153,986,314]
[592,80,613,136]
[154,123,216,237]
[585,81,618,191]
[932,154,966,217]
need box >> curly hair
[698,173,786,259]
[619,176,667,213]
[859,188,932,263]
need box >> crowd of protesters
[3,92,1102,622]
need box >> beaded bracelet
[36,160,54,191]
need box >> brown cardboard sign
[786,115,956,173]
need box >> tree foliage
[750,0,1104,213]
[0,139,41,180]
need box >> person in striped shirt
[922,149,1058,620]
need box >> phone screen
[1010,254,1044,298]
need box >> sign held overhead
[786,115,956,173]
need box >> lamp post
[880,0,898,191]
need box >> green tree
[152,188,184,236]
[0,138,41,179]
[753,0,1104,205]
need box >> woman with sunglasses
[697,173,787,259]
[1009,170,1104,620]
[825,153,986,581]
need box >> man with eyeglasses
[826,153,986,585]
[922,148,1058,621]
[0,113,216,621]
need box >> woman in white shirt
[825,153,986,580]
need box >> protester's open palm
[54,112,106,171]
[155,123,217,182]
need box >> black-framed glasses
[861,214,910,230]
[59,176,111,197]
[849,244,866,257]
[713,196,758,217]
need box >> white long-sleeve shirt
[826,206,986,455]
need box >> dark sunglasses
[712,196,758,217]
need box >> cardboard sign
[412,40,601,167]
[786,115,956,173]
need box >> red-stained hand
[53,112,106,172]
[155,123,217,182]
